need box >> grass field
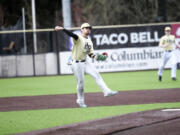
[0,70,179,98]
[0,69,180,135]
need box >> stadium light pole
[31,0,37,76]
[22,7,27,53]
[31,0,37,53]
[62,0,72,28]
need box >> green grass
[1,102,180,135]
[0,70,179,97]
[0,70,180,134]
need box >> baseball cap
[165,26,171,31]
[81,23,92,29]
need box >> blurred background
[0,0,180,28]
[0,0,180,77]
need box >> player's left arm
[88,52,108,61]
[88,45,96,58]
[88,42,107,61]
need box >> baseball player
[55,23,118,108]
[158,26,179,81]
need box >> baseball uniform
[158,27,178,81]
[61,23,118,107]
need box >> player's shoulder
[77,35,84,40]
[73,34,81,41]
[79,35,91,41]
[161,34,175,39]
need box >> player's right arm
[55,26,78,40]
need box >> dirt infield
[1,88,180,135]
[0,88,180,111]
[15,109,180,135]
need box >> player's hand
[55,26,64,31]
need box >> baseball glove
[96,52,108,61]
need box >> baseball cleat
[77,102,87,108]
[172,77,176,81]
[76,100,87,108]
[158,76,162,81]
[67,61,72,65]
[104,91,118,97]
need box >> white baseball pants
[158,50,177,78]
[71,60,112,104]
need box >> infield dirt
[1,88,180,135]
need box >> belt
[165,50,172,52]
[75,60,86,63]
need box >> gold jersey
[72,35,94,60]
[159,34,175,51]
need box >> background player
[158,26,179,81]
[55,23,118,108]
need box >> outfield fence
[0,22,180,77]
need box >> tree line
[0,0,180,29]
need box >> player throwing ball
[55,23,118,108]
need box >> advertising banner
[59,46,173,74]
[171,23,180,46]
[62,24,170,51]
[91,25,168,49]
[171,23,180,63]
